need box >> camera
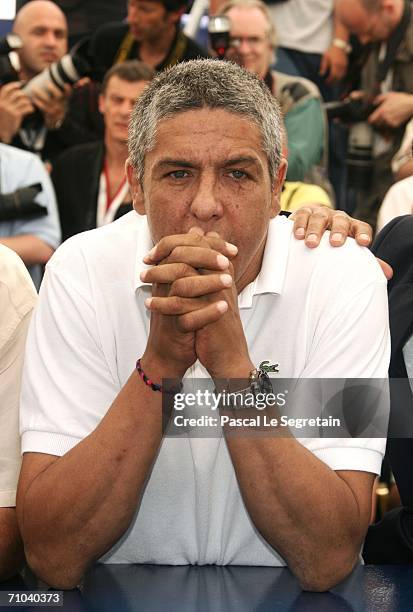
[22,37,93,99]
[324,97,376,123]
[0,35,95,134]
[208,15,231,59]
[0,183,47,222]
[325,96,377,192]
[0,35,94,92]
[0,34,22,84]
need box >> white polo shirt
[20,212,390,565]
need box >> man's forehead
[143,109,268,171]
[152,109,263,145]
[28,18,67,32]
[106,76,147,96]
[16,6,67,34]
[227,6,269,33]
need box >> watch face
[257,372,274,395]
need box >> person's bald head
[336,0,404,45]
[13,0,68,79]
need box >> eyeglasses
[229,35,268,49]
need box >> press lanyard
[96,161,129,227]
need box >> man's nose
[238,38,252,55]
[189,175,223,222]
[44,32,58,47]
[120,101,132,116]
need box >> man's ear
[270,157,288,218]
[126,159,145,215]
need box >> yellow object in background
[281,181,332,213]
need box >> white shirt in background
[269,0,334,54]
[376,176,413,233]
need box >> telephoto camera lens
[22,37,92,98]
[346,122,374,191]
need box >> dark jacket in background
[363,215,413,564]
[52,141,134,240]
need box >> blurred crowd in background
[1,0,413,289]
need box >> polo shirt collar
[134,215,291,302]
[238,216,291,309]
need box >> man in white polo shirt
[18,60,389,591]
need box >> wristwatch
[332,38,352,54]
[218,367,274,410]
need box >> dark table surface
[1,565,413,612]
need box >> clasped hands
[140,227,254,381]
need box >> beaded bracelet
[136,359,183,395]
[136,358,162,392]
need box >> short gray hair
[128,59,282,185]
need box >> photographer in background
[220,0,326,184]
[0,1,92,163]
[0,143,61,288]
[335,0,413,227]
[0,0,71,158]
[90,0,208,75]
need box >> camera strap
[375,0,411,91]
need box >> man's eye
[138,6,156,13]
[168,170,189,179]
[229,169,247,179]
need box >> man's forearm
[225,435,372,591]
[333,13,349,43]
[0,236,54,265]
[18,367,169,589]
[0,509,24,580]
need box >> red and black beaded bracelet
[136,358,162,392]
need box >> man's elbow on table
[25,546,86,590]
[297,551,359,592]
[0,509,24,581]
